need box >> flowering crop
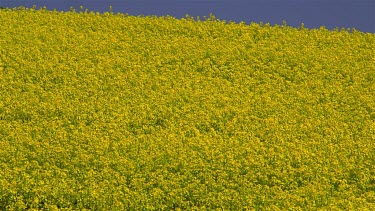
[0,6,374,210]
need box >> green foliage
[0,7,374,210]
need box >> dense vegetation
[0,6,374,210]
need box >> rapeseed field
[0,6,374,210]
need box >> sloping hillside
[0,7,374,210]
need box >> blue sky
[2,0,374,33]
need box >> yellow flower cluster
[0,6,374,210]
